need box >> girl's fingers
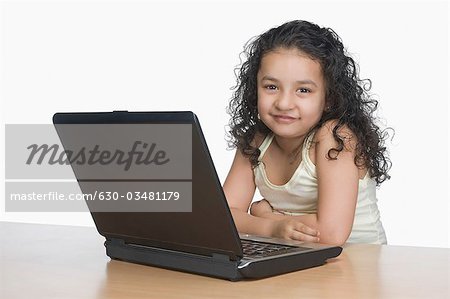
[290,230,320,243]
[294,222,319,237]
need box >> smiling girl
[223,20,392,245]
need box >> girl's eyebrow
[261,75,318,87]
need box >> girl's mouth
[272,114,298,123]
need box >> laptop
[52,110,342,281]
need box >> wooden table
[0,221,449,298]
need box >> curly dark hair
[226,20,392,185]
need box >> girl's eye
[264,85,278,91]
[297,88,311,93]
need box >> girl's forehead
[258,48,323,81]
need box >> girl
[223,20,391,245]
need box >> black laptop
[52,111,342,281]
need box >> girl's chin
[269,128,306,139]
[261,120,309,139]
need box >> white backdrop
[1,0,448,248]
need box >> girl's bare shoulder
[314,120,357,149]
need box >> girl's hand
[250,199,320,242]
[270,218,320,242]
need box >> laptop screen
[53,111,243,260]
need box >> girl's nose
[275,91,295,111]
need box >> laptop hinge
[107,239,237,262]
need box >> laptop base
[105,238,342,281]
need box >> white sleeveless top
[253,132,387,244]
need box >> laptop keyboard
[240,239,310,258]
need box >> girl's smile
[271,113,299,124]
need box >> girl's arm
[223,148,319,242]
[313,122,359,245]
[251,122,360,246]
[223,148,271,236]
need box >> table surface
[1,221,449,299]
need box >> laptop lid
[53,111,244,260]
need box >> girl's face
[257,47,326,140]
